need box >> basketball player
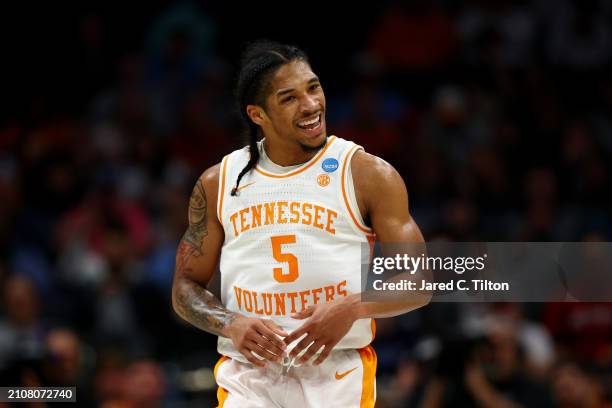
[172,40,427,407]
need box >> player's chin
[307,128,327,144]
[297,131,327,152]
[296,124,327,148]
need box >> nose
[299,94,320,115]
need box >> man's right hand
[227,315,288,367]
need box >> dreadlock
[231,40,309,196]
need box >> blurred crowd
[1,0,611,406]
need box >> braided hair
[231,40,309,196]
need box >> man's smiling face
[252,60,327,152]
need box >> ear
[246,105,266,126]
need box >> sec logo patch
[317,173,331,187]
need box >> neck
[263,137,326,166]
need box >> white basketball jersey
[216,136,376,362]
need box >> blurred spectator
[56,182,152,270]
[418,321,554,408]
[422,85,496,171]
[552,360,611,408]
[547,0,612,69]
[457,0,538,67]
[377,356,423,408]
[482,304,556,378]
[120,360,166,408]
[43,328,96,406]
[44,328,83,385]
[544,302,612,364]
[0,275,46,370]
[513,168,560,240]
[94,348,129,405]
[442,199,480,240]
[97,355,166,408]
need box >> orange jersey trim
[216,387,229,408]
[214,355,230,407]
[358,345,377,408]
[254,136,337,178]
[217,155,229,222]
[371,319,377,341]
[341,145,373,234]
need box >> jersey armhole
[341,145,374,235]
[217,155,229,223]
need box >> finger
[291,306,315,319]
[240,348,267,367]
[314,345,333,365]
[262,319,289,337]
[256,322,288,353]
[290,334,315,359]
[283,326,309,345]
[246,340,282,362]
[258,334,286,358]
[299,340,324,364]
[245,330,285,357]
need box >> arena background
[1,1,611,406]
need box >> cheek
[275,107,297,128]
[268,109,294,133]
[316,91,326,107]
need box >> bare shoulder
[193,162,222,208]
[351,149,406,195]
[200,163,221,187]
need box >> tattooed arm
[172,164,288,366]
[171,164,235,337]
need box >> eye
[309,83,321,91]
[282,96,296,104]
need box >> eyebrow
[276,76,320,97]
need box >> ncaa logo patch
[317,174,331,187]
[322,158,339,173]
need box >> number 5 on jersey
[271,235,299,282]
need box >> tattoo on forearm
[174,178,236,336]
[175,279,237,337]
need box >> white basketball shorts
[214,345,376,407]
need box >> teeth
[298,115,320,127]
